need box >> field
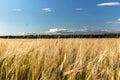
[0,39,120,80]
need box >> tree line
[0,34,120,38]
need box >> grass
[0,38,120,80]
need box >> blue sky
[0,0,120,34]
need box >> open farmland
[0,39,120,80]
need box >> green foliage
[0,34,120,38]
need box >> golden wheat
[0,38,120,80]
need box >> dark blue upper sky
[0,0,120,34]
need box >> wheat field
[0,38,120,80]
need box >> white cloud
[118,18,120,21]
[49,28,67,33]
[18,32,25,35]
[42,8,52,12]
[49,28,87,33]
[12,9,22,12]
[106,21,120,24]
[106,18,120,25]
[97,2,120,6]
[75,8,83,11]
[47,28,120,34]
